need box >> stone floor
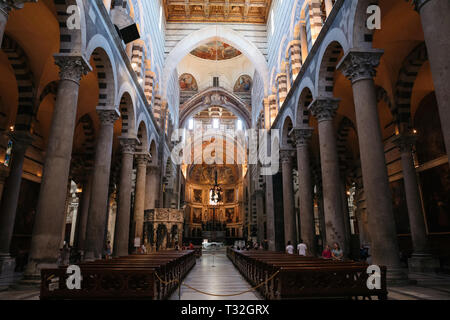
[1,250,450,300]
[169,247,260,300]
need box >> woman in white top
[286,241,294,254]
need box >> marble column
[113,137,137,257]
[25,55,91,278]
[133,154,149,242]
[255,189,265,244]
[280,149,297,247]
[393,134,440,272]
[299,22,309,64]
[73,173,93,252]
[84,108,119,261]
[293,127,316,256]
[0,166,8,203]
[338,49,407,282]
[324,0,333,17]
[309,99,346,252]
[145,165,159,210]
[265,175,276,251]
[414,0,450,156]
[0,131,33,279]
[276,73,288,106]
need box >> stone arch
[1,35,36,132]
[38,81,59,105]
[136,120,149,153]
[54,0,87,55]
[86,35,118,108]
[117,91,135,136]
[295,82,315,127]
[162,25,270,97]
[349,0,376,50]
[149,137,158,165]
[315,29,349,97]
[394,42,428,131]
[179,87,251,129]
[281,114,294,148]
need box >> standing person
[322,244,332,259]
[297,239,307,256]
[286,241,294,254]
[189,242,194,250]
[331,242,343,260]
[360,245,369,262]
[105,241,112,260]
[141,243,147,254]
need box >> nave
[169,248,259,300]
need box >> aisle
[169,248,260,300]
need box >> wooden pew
[227,248,387,300]
[40,250,196,300]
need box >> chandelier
[209,169,223,205]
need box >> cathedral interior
[0,0,449,302]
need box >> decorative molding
[392,133,417,153]
[308,98,340,122]
[54,54,92,84]
[292,127,314,147]
[119,136,138,154]
[135,153,150,166]
[337,49,384,84]
[97,108,120,126]
[280,149,295,163]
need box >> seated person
[331,242,344,260]
[322,244,332,259]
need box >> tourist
[189,242,194,250]
[332,242,343,260]
[140,243,147,254]
[297,239,307,256]
[105,241,112,260]
[322,244,332,259]
[286,241,294,254]
[360,245,369,262]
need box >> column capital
[280,149,295,163]
[308,98,340,122]
[96,107,120,126]
[292,127,314,147]
[147,164,159,173]
[412,0,431,11]
[54,54,92,84]
[135,153,150,166]
[119,136,138,154]
[392,133,418,153]
[337,49,384,84]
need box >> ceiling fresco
[190,41,242,61]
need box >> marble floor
[1,251,450,300]
[169,248,260,300]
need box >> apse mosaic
[190,41,242,61]
[234,75,252,92]
[179,73,198,91]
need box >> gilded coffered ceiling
[162,0,273,24]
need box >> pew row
[40,250,196,300]
[227,248,387,300]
